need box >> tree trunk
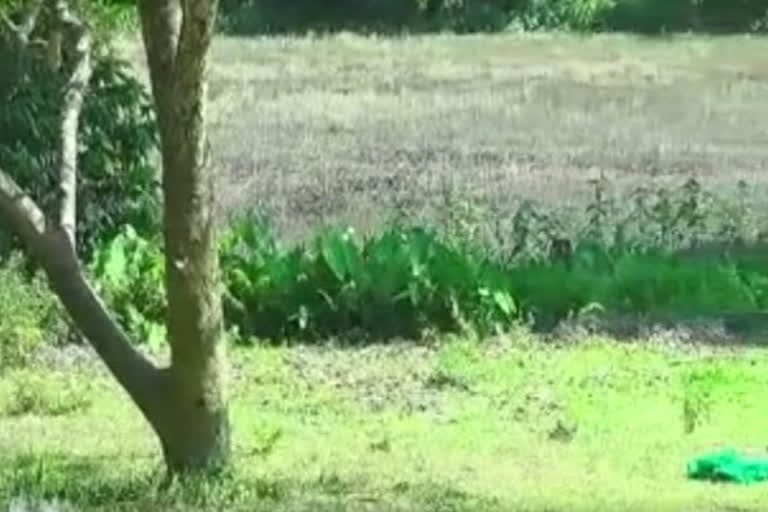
[138,0,230,472]
[148,361,230,473]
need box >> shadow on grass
[0,452,574,511]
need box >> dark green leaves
[91,215,768,346]
[220,220,520,342]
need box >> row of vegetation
[217,0,768,35]
[87,176,768,342]
[2,31,768,371]
[2,175,767,367]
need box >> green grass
[4,334,768,510]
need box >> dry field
[119,32,768,241]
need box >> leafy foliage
[221,216,517,341]
[517,0,615,31]
[218,0,768,34]
[88,177,768,345]
[219,0,423,34]
[509,244,768,329]
[425,0,522,33]
[0,254,66,369]
[606,0,768,33]
[0,44,160,259]
[80,0,141,33]
[443,177,764,263]
[89,227,166,350]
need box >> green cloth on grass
[687,450,768,484]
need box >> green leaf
[102,237,127,286]
[319,228,362,283]
[492,290,517,317]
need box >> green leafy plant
[86,178,768,344]
[221,215,518,342]
[517,0,616,30]
[0,42,160,259]
[89,226,166,349]
[217,0,768,35]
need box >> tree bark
[52,0,90,250]
[138,0,230,473]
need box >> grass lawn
[2,333,768,510]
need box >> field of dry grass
[119,32,768,241]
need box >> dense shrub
[508,243,768,329]
[219,0,526,34]
[220,216,517,340]
[89,227,166,350]
[0,41,160,259]
[91,218,517,343]
[218,0,768,34]
[219,0,423,34]
[516,0,615,31]
[426,0,522,33]
[606,0,768,33]
[0,254,66,368]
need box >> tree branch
[50,0,91,250]
[0,168,47,243]
[0,166,162,413]
[177,0,219,80]
[137,0,181,131]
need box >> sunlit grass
[3,334,768,510]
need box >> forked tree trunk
[0,0,230,473]
[137,0,230,472]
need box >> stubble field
[122,32,768,241]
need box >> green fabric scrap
[687,450,768,484]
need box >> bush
[0,43,160,259]
[90,216,518,343]
[89,226,166,350]
[0,254,66,369]
[517,0,615,31]
[508,244,768,328]
[604,0,697,32]
[221,215,517,341]
[219,0,423,34]
[605,0,768,33]
[425,0,522,33]
[217,0,768,34]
